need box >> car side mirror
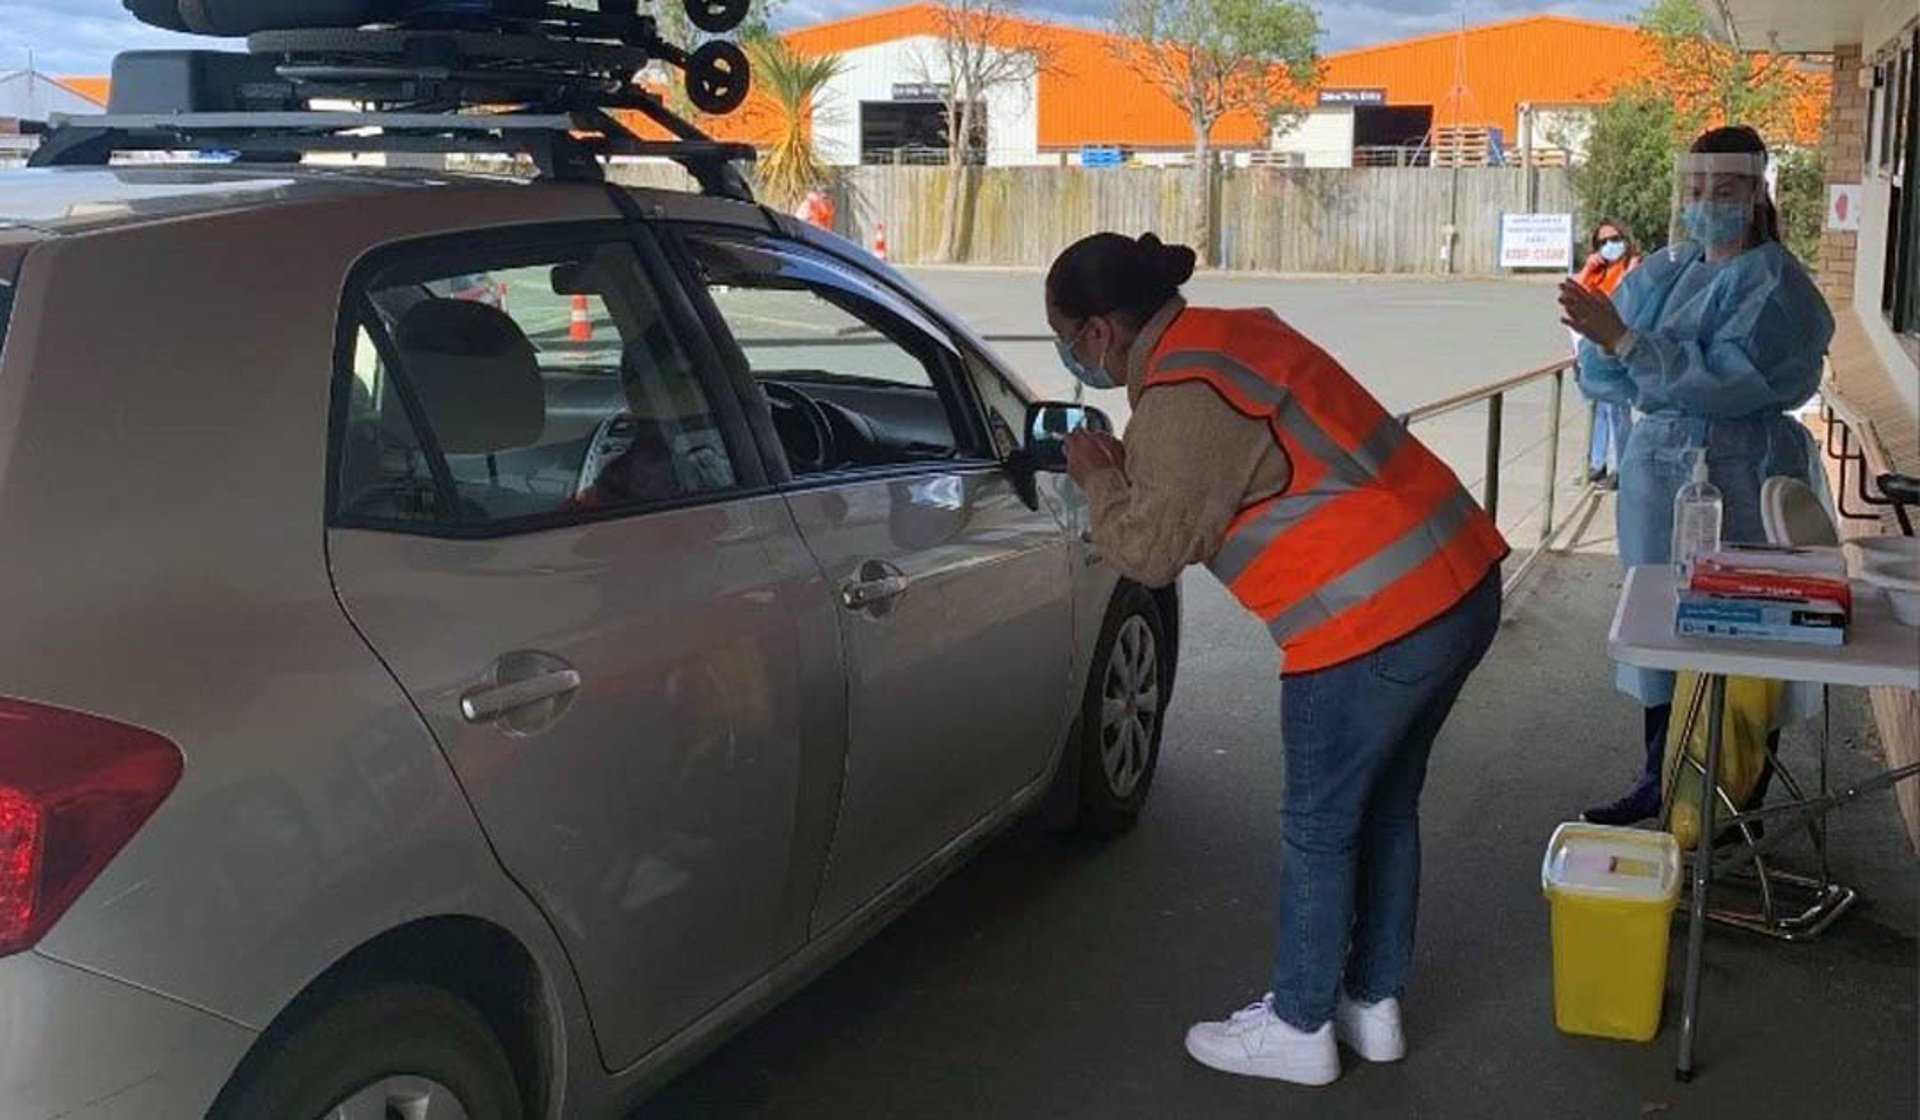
[1022,401,1114,472]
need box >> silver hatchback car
[0,158,1176,1118]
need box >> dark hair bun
[1047,230,1195,328]
[1138,233,1197,288]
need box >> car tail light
[0,698,182,956]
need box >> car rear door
[674,230,1077,933]
[322,225,847,1071]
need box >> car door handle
[841,559,910,611]
[841,575,910,610]
[460,669,582,724]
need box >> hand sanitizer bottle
[1671,447,1722,579]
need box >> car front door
[677,231,1076,933]
[322,227,847,1071]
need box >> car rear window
[0,269,16,363]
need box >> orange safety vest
[1144,307,1510,674]
[1575,254,1635,297]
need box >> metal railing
[1398,357,1600,598]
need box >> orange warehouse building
[751,4,1824,167]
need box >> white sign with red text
[1500,213,1574,270]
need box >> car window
[962,347,1027,461]
[708,284,939,391]
[335,239,739,531]
[0,276,13,362]
[684,234,983,477]
[337,324,447,525]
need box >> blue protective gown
[1577,240,1835,707]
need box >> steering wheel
[761,382,835,474]
[577,412,636,498]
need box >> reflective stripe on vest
[1147,310,1507,672]
[1260,487,1478,644]
[1157,348,1413,586]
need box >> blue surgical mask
[1055,327,1115,391]
[1684,201,1749,247]
[1599,240,1628,263]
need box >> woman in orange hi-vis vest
[1573,218,1640,488]
[1051,232,1508,1088]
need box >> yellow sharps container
[1541,822,1682,1042]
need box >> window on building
[1882,25,1920,346]
[859,99,988,165]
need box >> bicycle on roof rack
[31,0,760,199]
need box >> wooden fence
[606,162,1580,276]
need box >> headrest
[393,299,543,455]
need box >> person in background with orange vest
[1051,232,1509,1087]
[794,186,835,232]
[1573,219,1640,488]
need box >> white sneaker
[1184,995,1340,1085]
[1335,993,1407,1062]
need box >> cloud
[8,0,1650,76]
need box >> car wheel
[1071,583,1168,838]
[208,983,523,1120]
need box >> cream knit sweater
[1080,299,1293,589]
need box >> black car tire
[1066,583,1168,839]
[208,982,523,1120]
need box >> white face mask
[1599,240,1628,263]
[1055,322,1115,390]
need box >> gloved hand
[1064,429,1125,485]
[1558,278,1630,353]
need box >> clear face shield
[1670,151,1769,255]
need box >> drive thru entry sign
[1500,213,1574,270]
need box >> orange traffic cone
[569,294,592,343]
[872,222,888,262]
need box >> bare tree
[915,0,1055,262]
[1112,0,1320,266]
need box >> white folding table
[1607,564,1920,1081]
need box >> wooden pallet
[1431,125,1496,168]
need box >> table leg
[1677,672,1726,1082]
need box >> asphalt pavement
[631,275,1916,1120]
[633,540,1917,1117]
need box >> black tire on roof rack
[683,0,750,35]
[685,40,748,115]
[247,27,651,70]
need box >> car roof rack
[30,0,759,200]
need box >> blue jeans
[1270,570,1502,1030]
[1589,400,1633,474]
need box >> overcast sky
[2,0,1645,76]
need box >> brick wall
[1818,45,1866,306]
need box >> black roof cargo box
[106,51,300,113]
[124,0,542,36]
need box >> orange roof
[782,6,1826,148]
[787,2,1271,148]
[1319,15,1655,133]
[54,76,110,106]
